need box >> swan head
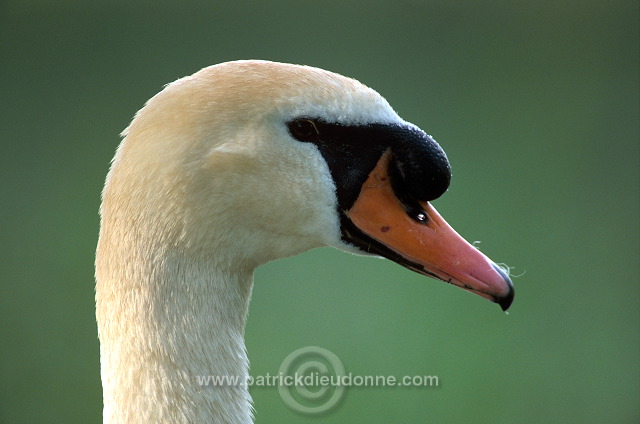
[103,60,513,309]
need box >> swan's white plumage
[96,60,405,423]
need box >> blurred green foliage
[1,1,638,423]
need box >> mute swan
[96,60,513,423]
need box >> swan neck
[96,249,255,424]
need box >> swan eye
[288,119,320,142]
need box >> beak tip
[491,263,515,311]
[498,288,514,312]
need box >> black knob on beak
[390,128,451,203]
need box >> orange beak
[346,151,514,310]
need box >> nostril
[388,158,430,224]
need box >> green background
[1,1,638,423]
